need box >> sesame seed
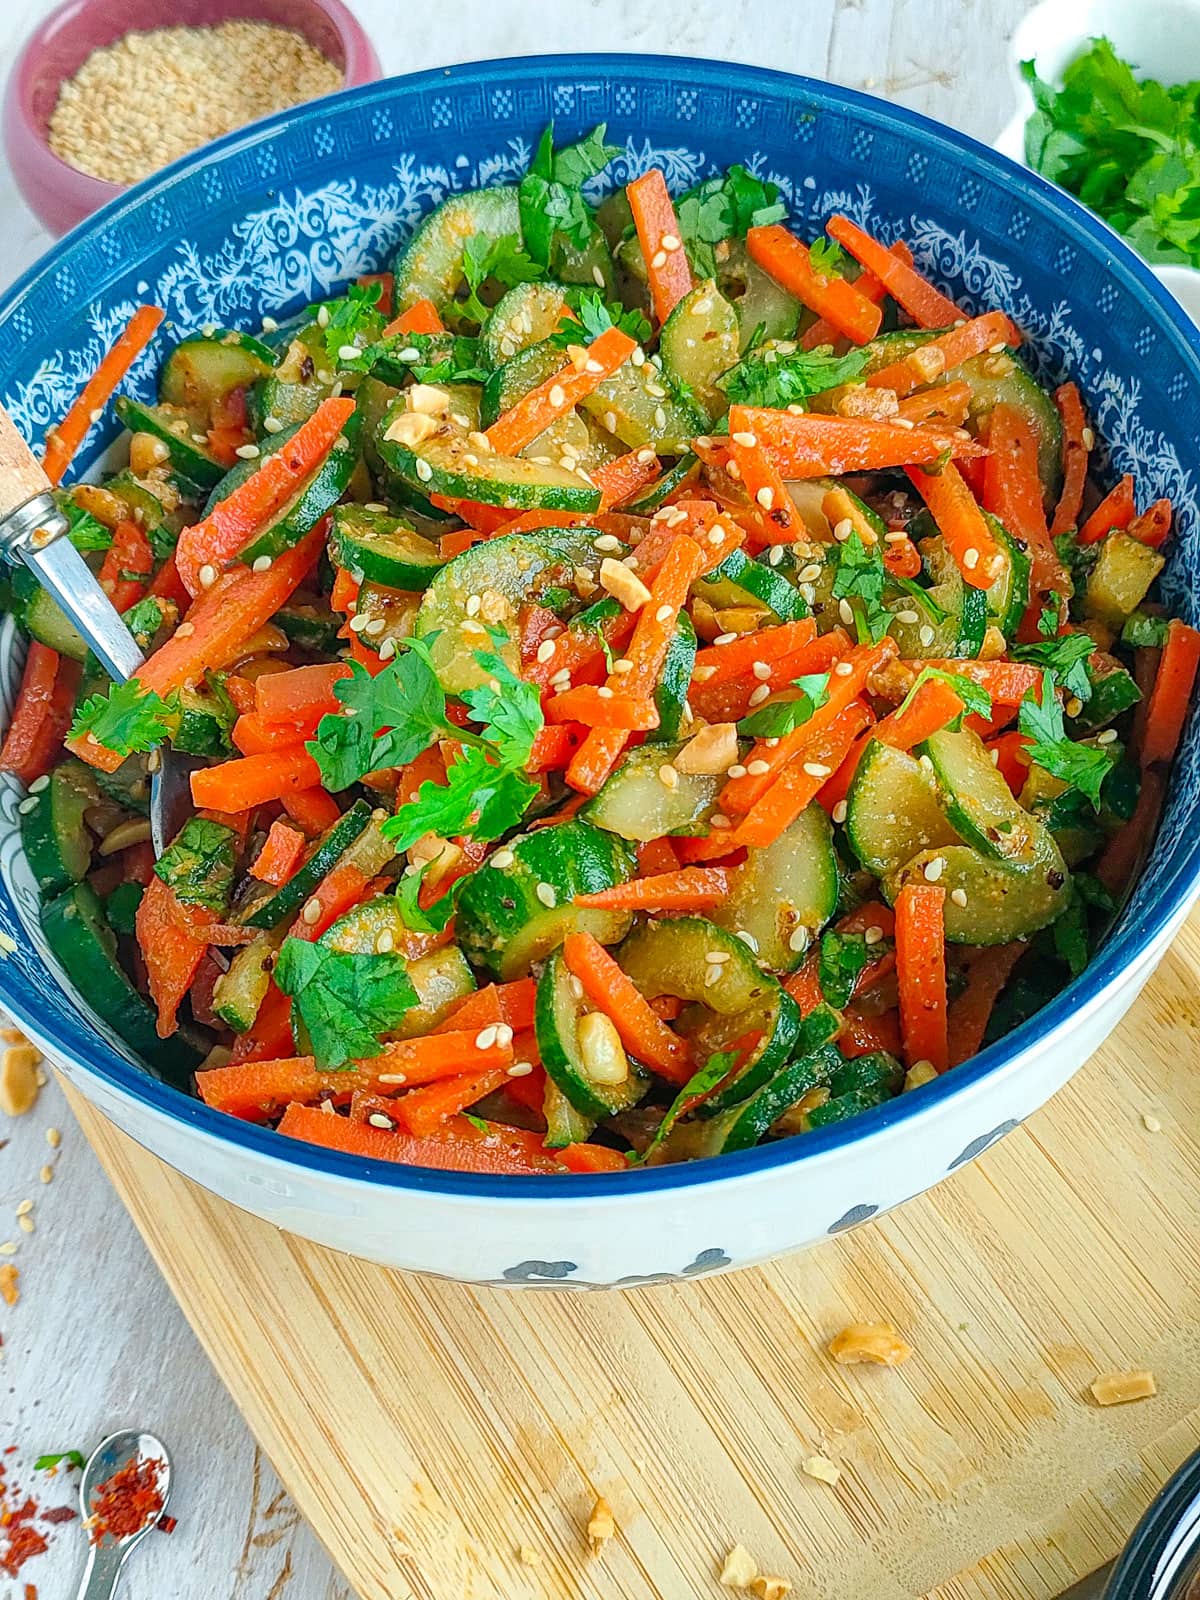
[585,358,604,376]
[864,925,884,945]
[535,882,557,908]
[662,233,681,251]
[375,929,395,953]
[475,1026,499,1050]
[594,533,622,552]
[924,856,946,882]
[832,800,848,824]
[1097,728,1119,745]
[613,658,634,675]
[751,661,772,681]
[535,638,557,664]
[893,415,915,430]
[834,661,854,676]
[251,554,272,573]
[735,929,760,952]
[726,460,742,480]
[799,563,823,583]
[377,1073,407,1085]
[397,347,421,363]
[658,763,679,790]
[316,305,330,328]
[896,609,920,625]
[788,925,811,953]
[748,684,771,706]
[597,685,615,699]
[17,1217,33,1236]
[338,343,360,362]
[508,1061,534,1077]
[919,624,936,648]
[655,604,674,623]
[347,612,369,632]
[884,529,909,543]
[0,1243,14,1256]
[16,797,38,816]
[766,545,784,566]
[833,517,854,542]
[705,950,732,965]
[1081,427,1095,451]
[654,405,668,431]
[465,594,481,617]
[379,638,397,661]
[197,563,217,588]
[490,848,515,870]
[631,347,645,366]
[636,447,656,464]
[963,547,979,570]
[714,631,738,646]
[802,761,831,778]
[364,618,386,637]
[650,249,668,269]
[838,598,855,626]
[950,887,968,907]
[592,264,606,287]
[414,458,433,482]
[301,898,322,924]
[707,527,725,546]
[756,487,775,511]
[746,759,771,775]
[727,763,748,778]
[987,341,1007,354]
[368,1112,394,1129]
[549,384,566,408]
[704,963,723,986]
[28,775,49,794]
[732,430,758,448]
[15,1200,32,1218]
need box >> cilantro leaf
[61,496,113,552]
[808,237,848,277]
[35,1450,85,1472]
[675,165,786,278]
[897,665,993,726]
[640,1049,740,1163]
[1017,670,1119,809]
[457,233,543,329]
[718,342,868,411]
[274,939,418,1071]
[461,650,544,768]
[1038,596,1064,639]
[312,280,386,370]
[385,745,539,852]
[307,651,450,792]
[817,931,870,1009]
[831,530,893,645]
[1052,888,1091,978]
[69,677,174,758]
[364,330,489,385]
[738,673,831,737]
[394,863,464,935]
[154,816,238,913]
[548,289,651,350]
[519,123,618,269]
[1014,630,1095,704]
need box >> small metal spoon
[0,409,191,850]
[75,1429,172,1600]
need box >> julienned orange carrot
[594,448,661,510]
[948,944,1026,1066]
[392,1065,510,1137]
[562,931,692,1084]
[1128,498,1172,549]
[573,868,729,913]
[255,661,351,722]
[1078,474,1136,545]
[905,460,1002,590]
[627,169,693,324]
[0,644,80,786]
[866,311,1020,397]
[566,535,706,795]
[1140,620,1200,769]
[1049,382,1090,539]
[384,298,445,337]
[429,495,513,534]
[275,1102,574,1173]
[728,701,872,849]
[689,631,852,725]
[486,325,637,454]
[545,685,660,730]
[896,380,973,426]
[175,396,355,595]
[42,304,164,485]
[894,882,948,1073]
[252,819,307,887]
[190,747,321,811]
[818,673,968,811]
[734,406,985,479]
[97,519,154,613]
[903,659,1043,704]
[981,402,1049,551]
[526,609,636,689]
[727,429,795,536]
[800,240,915,350]
[783,902,895,1013]
[281,787,342,835]
[826,214,964,330]
[840,1005,903,1060]
[435,979,537,1036]
[745,224,883,344]
[136,874,210,1038]
[691,617,818,687]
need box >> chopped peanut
[836,385,899,421]
[578,1012,630,1086]
[599,557,652,612]
[909,345,947,382]
[1090,1369,1157,1406]
[903,1060,938,1092]
[517,1545,542,1566]
[384,409,440,448]
[0,1045,40,1117]
[719,1545,759,1589]
[0,1264,18,1307]
[407,383,452,416]
[800,1453,841,1487]
[586,1495,616,1555]
[675,722,739,775]
[828,1321,913,1367]
[752,1579,793,1600]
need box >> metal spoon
[0,409,191,850]
[75,1429,172,1600]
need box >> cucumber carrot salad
[5,127,1198,1175]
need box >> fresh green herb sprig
[548,289,651,350]
[717,343,868,411]
[1018,669,1119,808]
[817,931,871,1010]
[675,165,787,279]
[519,124,619,269]
[69,678,175,759]
[737,674,830,737]
[831,530,893,645]
[274,940,419,1071]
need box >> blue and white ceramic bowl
[1,56,1198,1288]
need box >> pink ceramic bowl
[3,0,381,237]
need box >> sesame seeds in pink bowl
[4,0,381,237]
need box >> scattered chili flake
[0,1265,19,1307]
[87,1455,164,1544]
[157,1513,177,1534]
[0,1502,48,1578]
[39,1507,77,1525]
[24,1581,37,1600]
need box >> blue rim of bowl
[1103,1447,1200,1599]
[4,53,1200,1202]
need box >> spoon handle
[75,1539,126,1600]
[18,527,145,683]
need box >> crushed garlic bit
[1090,1369,1157,1406]
[0,1044,41,1117]
[828,1321,913,1367]
[586,1494,616,1554]
[0,1263,18,1307]
[800,1453,842,1487]
[719,1544,759,1588]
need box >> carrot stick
[825,215,964,330]
[556,1142,630,1173]
[691,617,818,688]
[594,448,661,510]
[627,169,693,324]
[981,402,1049,551]
[908,659,1042,705]
[281,787,342,835]
[136,875,209,1038]
[190,747,321,811]
[1078,474,1136,545]
[894,882,948,1072]
[947,943,1026,1066]
[0,644,80,785]
[727,701,872,849]
[573,867,729,912]
[866,311,1019,397]
[486,326,636,455]
[905,461,1003,590]
[274,1102,572,1173]
[545,685,659,730]
[392,1066,510,1137]
[800,240,914,350]
[384,298,445,337]
[175,396,355,595]
[525,610,636,689]
[896,379,973,426]
[562,931,692,1084]
[736,406,985,478]
[1128,497,1172,549]
[41,305,164,485]
[746,224,882,344]
[727,428,796,537]
[252,819,308,887]
[1049,382,1089,539]
[1140,619,1200,769]
[98,519,154,613]
[840,1005,902,1059]
[435,979,537,1035]
[689,631,852,724]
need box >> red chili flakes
[0,1499,48,1579]
[39,1506,76,1525]
[24,1582,37,1600]
[156,1513,177,1534]
[88,1456,164,1544]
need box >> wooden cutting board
[65,912,1200,1600]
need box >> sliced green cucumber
[658,1045,841,1160]
[275,599,342,653]
[249,324,333,432]
[155,815,240,914]
[693,547,807,624]
[41,882,200,1082]
[115,396,226,492]
[652,615,697,743]
[659,281,740,420]
[170,676,237,758]
[889,836,1070,944]
[160,330,274,415]
[552,226,617,295]
[1084,532,1165,628]
[104,880,143,936]
[201,421,300,515]
[481,340,560,427]
[330,505,446,589]
[392,187,521,319]
[322,902,475,1036]
[352,580,420,653]
[237,417,359,568]
[20,760,99,894]
[983,515,1032,639]
[584,741,725,841]
[886,529,988,659]
[377,402,599,513]
[623,452,700,513]
[414,527,603,692]
[1069,659,1141,732]
[212,928,283,1032]
[710,802,839,970]
[922,726,1047,864]
[1017,762,1104,868]
[536,949,650,1118]
[543,1079,596,1149]
[845,739,961,877]
[581,357,705,454]
[235,800,368,930]
[18,579,88,661]
[456,819,636,980]
[102,471,173,544]
[480,282,570,366]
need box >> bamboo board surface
[66,911,1200,1600]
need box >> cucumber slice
[17,579,89,661]
[983,515,1031,639]
[584,742,724,841]
[581,356,705,454]
[543,1079,596,1149]
[1017,762,1104,868]
[249,324,333,433]
[480,282,570,366]
[201,421,300,515]
[212,928,283,1032]
[456,819,636,980]
[392,187,521,319]
[159,330,274,415]
[330,505,446,590]
[21,760,99,894]
[616,916,801,1113]
[659,281,740,420]
[235,801,369,930]
[377,402,599,513]
[481,340,560,428]
[885,529,987,659]
[171,677,236,758]
[535,949,650,1119]
[710,802,839,970]
[693,547,808,624]
[623,452,700,513]
[237,418,359,568]
[103,471,172,544]
[1084,532,1165,627]
[275,599,341,653]
[1069,660,1141,732]
[889,836,1070,944]
[41,882,200,1082]
[922,726,1048,864]
[322,902,475,1036]
[660,1045,842,1160]
[845,739,961,877]
[552,226,617,295]
[652,616,697,743]
[352,581,420,653]
[415,527,603,692]
[115,396,226,492]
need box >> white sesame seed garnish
[832,800,848,824]
[802,761,831,778]
[705,949,732,965]
[710,813,732,829]
[198,563,217,588]
[864,925,884,945]
[746,759,771,775]
[1081,427,1095,451]
[963,547,979,570]
[301,898,323,924]
[789,925,812,953]
[897,609,920,625]
[884,529,909,543]
[260,316,278,333]
[950,887,968,907]
[592,264,606,287]
[662,233,681,251]
[347,612,369,632]
[766,545,784,566]
[924,856,946,882]
[799,563,823,583]
[655,604,674,623]
[16,797,37,816]
[368,1113,394,1130]
[748,684,771,706]
[535,882,557,908]
[316,305,330,328]
[658,763,679,790]
[714,631,738,646]
[535,639,557,664]
[833,517,854,542]
[919,624,936,648]
[597,685,615,700]
[414,458,433,482]
[732,431,758,448]
[838,598,855,626]
[507,1061,535,1077]
[751,661,772,681]
[549,384,566,408]
[650,249,668,270]
[631,347,645,366]
[735,930,760,952]
[594,533,622,553]
[375,929,395,953]
[834,660,854,676]
[755,487,776,511]
[727,764,748,779]
[893,415,915,430]
[28,775,49,794]
[1097,728,1119,745]
[251,554,272,573]
[613,658,634,675]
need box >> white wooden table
[0,2,1033,1595]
